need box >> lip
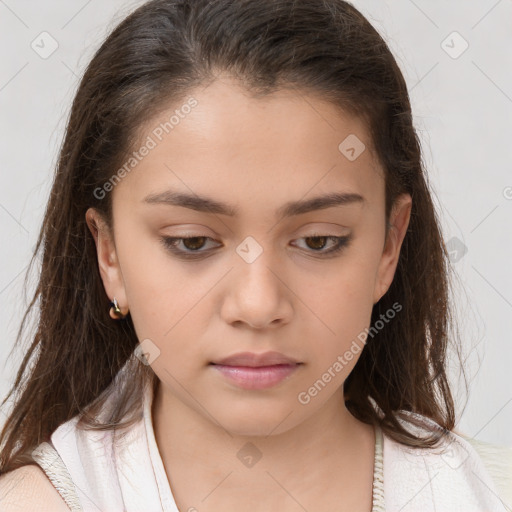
[211,351,300,367]
[209,351,303,390]
[211,363,301,390]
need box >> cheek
[115,225,216,372]
[311,280,373,351]
[296,250,379,360]
[113,224,185,337]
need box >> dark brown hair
[0,0,467,473]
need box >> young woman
[0,0,505,511]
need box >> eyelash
[159,234,352,259]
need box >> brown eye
[292,234,352,256]
[160,236,220,259]
[182,237,208,250]
[305,236,330,250]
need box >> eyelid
[290,235,351,254]
[160,235,221,255]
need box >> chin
[214,405,301,438]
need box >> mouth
[210,350,301,367]
[209,353,303,390]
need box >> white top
[31,378,506,512]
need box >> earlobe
[85,208,128,315]
[373,194,412,304]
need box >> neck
[151,380,376,511]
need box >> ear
[85,208,129,315]
[373,193,412,304]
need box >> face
[86,76,411,436]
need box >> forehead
[115,76,384,215]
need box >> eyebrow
[143,189,365,220]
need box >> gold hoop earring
[110,297,128,320]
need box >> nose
[220,253,294,330]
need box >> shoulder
[0,464,70,511]
[382,411,507,511]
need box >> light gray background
[1,1,511,446]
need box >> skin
[86,76,411,512]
